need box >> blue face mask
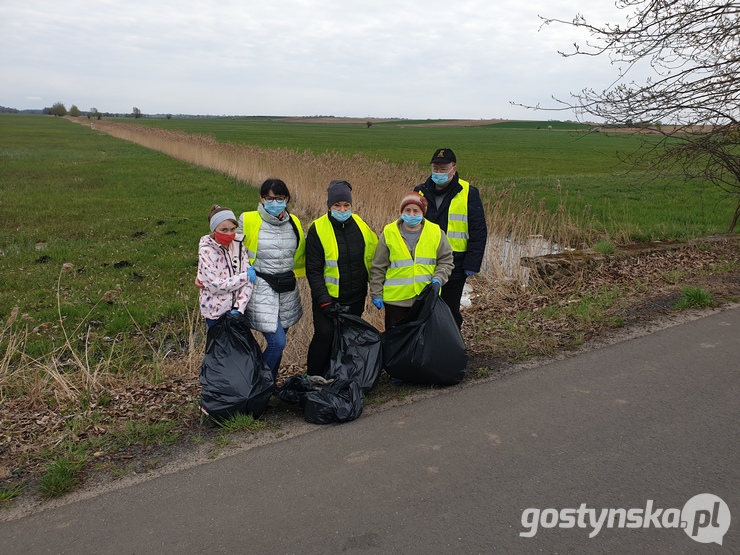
[264,200,287,216]
[431,172,450,186]
[331,209,352,222]
[401,214,423,227]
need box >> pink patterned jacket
[197,235,253,320]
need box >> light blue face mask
[264,200,287,216]
[331,209,352,222]
[401,214,423,227]
[431,172,450,186]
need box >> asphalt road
[2,307,738,554]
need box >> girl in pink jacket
[197,205,256,327]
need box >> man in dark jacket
[305,180,378,376]
[415,148,487,329]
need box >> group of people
[197,148,488,380]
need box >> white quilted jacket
[239,204,303,333]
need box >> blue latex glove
[431,278,442,286]
[372,298,385,310]
[464,270,476,279]
[230,309,240,314]
[246,266,257,282]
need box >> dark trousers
[384,303,412,330]
[440,277,467,329]
[307,299,365,377]
[385,276,468,330]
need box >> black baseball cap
[430,148,456,164]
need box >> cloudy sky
[1,0,630,119]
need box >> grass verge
[674,286,716,309]
[39,445,88,498]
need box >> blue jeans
[262,318,287,380]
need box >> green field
[0,115,261,355]
[111,116,737,239]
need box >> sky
[0,0,633,120]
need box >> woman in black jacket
[305,180,378,376]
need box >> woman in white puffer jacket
[237,178,306,379]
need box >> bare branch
[529,0,740,231]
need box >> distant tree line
[3,105,256,120]
[29,103,146,119]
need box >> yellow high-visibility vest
[420,179,470,252]
[382,220,442,302]
[313,213,378,298]
[241,211,306,277]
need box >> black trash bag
[277,375,312,407]
[301,312,381,424]
[199,312,275,420]
[382,284,467,385]
[304,379,363,424]
[325,311,383,394]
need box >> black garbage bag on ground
[199,312,275,420]
[277,374,335,407]
[325,312,383,393]
[300,311,382,424]
[382,283,467,385]
[304,379,364,424]
[277,375,312,407]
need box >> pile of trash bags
[200,284,467,426]
[279,311,383,424]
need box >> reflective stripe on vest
[313,213,378,298]
[382,221,441,302]
[446,179,470,252]
[241,211,307,277]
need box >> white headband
[210,210,236,232]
